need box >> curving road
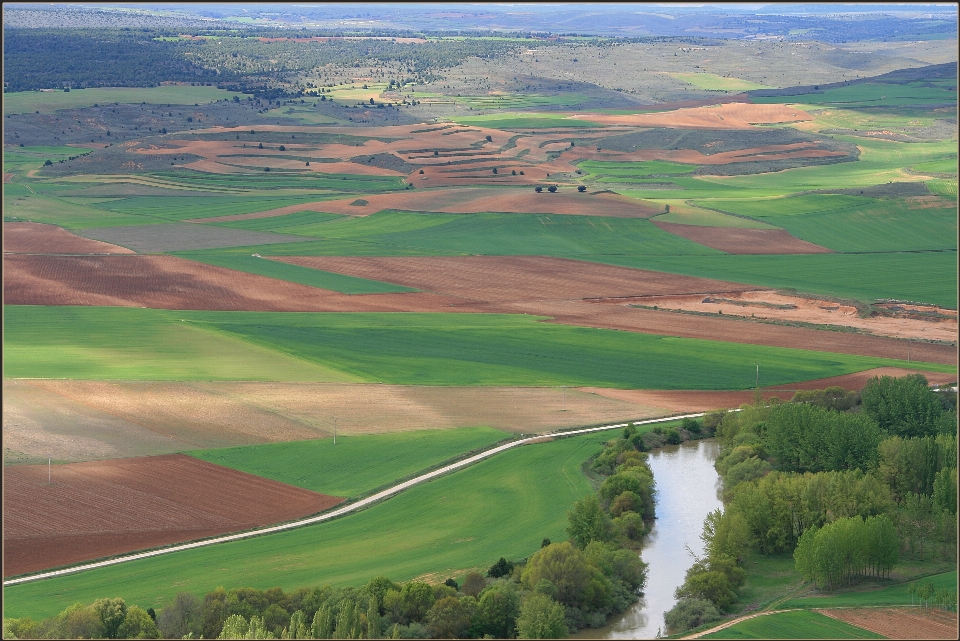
[4,412,707,587]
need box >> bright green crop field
[207,210,721,258]
[179,254,417,293]
[780,571,957,609]
[752,81,957,108]
[90,195,335,222]
[5,307,952,388]
[672,72,772,92]
[596,252,958,308]
[189,427,510,498]
[2,431,607,620]
[701,610,884,639]
[2,86,250,115]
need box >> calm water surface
[571,438,722,639]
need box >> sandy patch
[623,290,957,342]
[572,103,812,129]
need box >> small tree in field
[535,186,543,193]
[547,185,557,193]
[577,185,586,192]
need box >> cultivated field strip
[2,412,704,586]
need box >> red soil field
[580,367,957,412]
[573,103,812,129]
[3,454,343,577]
[3,222,135,255]
[271,255,759,303]
[817,607,958,640]
[2,254,477,312]
[652,220,834,254]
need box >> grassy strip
[189,427,510,498]
[177,254,417,294]
[2,86,248,115]
[92,195,336,222]
[1,431,608,620]
[780,571,957,609]
[5,307,953,387]
[591,252,958,309]
[701,610,884,639]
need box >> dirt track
[3,454,343,577]
[3,222,135,255]
[652,220,833,255]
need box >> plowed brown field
[3,222,135,255]
[652,221,833,254]
[3,454,343,577]
[2,254,473,312]
[817,607,958,640]
[580,367,958,412]
[272,255,758,302]
[573,103,812,128]
[199,188,657,222]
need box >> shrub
[547,185,558,193]
[577,185,586,192]
[664,598,721,634]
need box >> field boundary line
[2,412,706,587]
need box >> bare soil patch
[817,607,958,640]
[572,103,812,129]
[625,290,957,342]
[272,256,758,303]
[3,454,343,577]
[488,299,958,365]
[3,222,135,255]
[5,381,670,463]
[3,254,470,312]
[206,187,657,221]
[652,221,833,254]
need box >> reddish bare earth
[272,255,759,302]
[817,607,959,640]
[198,188,658,222]
[580,367,958,412]
[3,454,343,577]
[3,222,135,254]
[652,220,833,254]
[572,103,812,128]
[2,254,474,312]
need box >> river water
[571,438,722,639]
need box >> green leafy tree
[426,596,471,639]
[566,493,611,548]
[218,614,249,639]
[311,605,333,640]
[664,598,721,634]
[93,597,127,639]
[516,594,567,639]
[862,374,943,438]
[474,583,520,639]
[115,605,160,639]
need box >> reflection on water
[570,439,722,639]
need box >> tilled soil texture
[3,222,135,255]
[3,254,472,312]
[580,367,958,412]
[3,454,343,577]
[652,221,833,255]
[198,188,657,222]
[271,255,759,303]
[625,290,957,342]
[5,380,669,461]
[74,222,309,253]
[817,607,958,640]
[572,103,813,129]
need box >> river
[571,438,722,639]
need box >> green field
[142,171,407,193]
[578,160,697,181]
[4,146,92,173]
[190,427,510,498]
[6,306,951,388]
[205,210,721,258]
[701,196,958,252]
[179,254,417,293]
[1,432,608,620]
[204,210,343,231]
[701,610,884,639]
[597,251,958,308]
[2,86,250,115]
[454,92,591,110]
[913,157,958,174]
[89,195,337,222]
[3,192,165,229]
[453,112,607,129]
[672,73,772,92]
[752,81,957,108]
[781,571,957,609]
